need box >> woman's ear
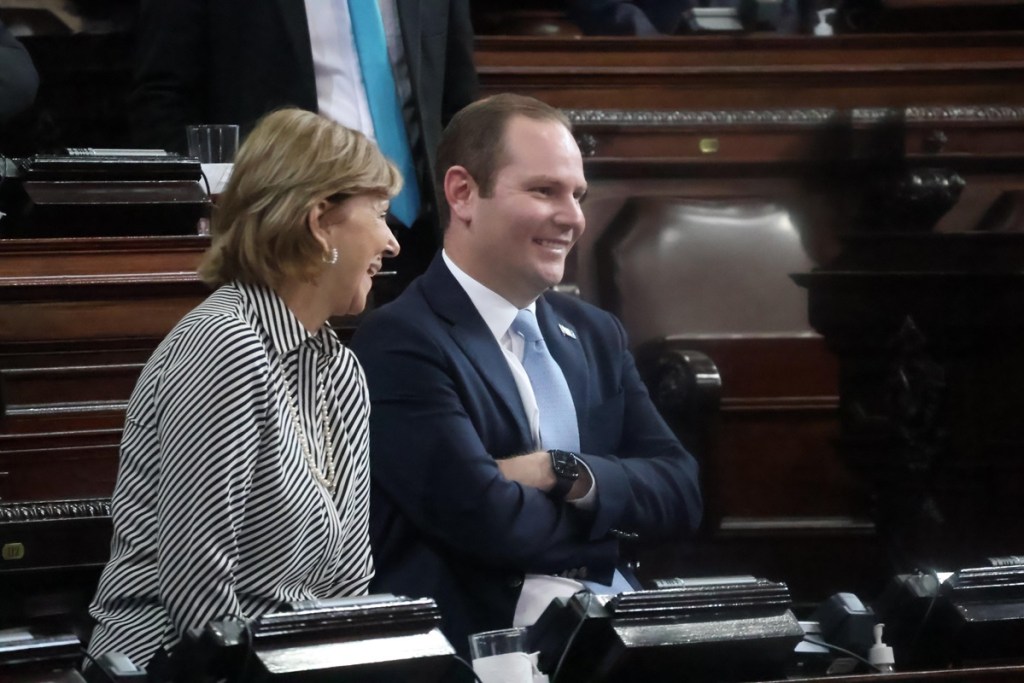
[444,165,477,225]
[306,199,333,254]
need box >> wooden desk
[0,236,209,505]
[0,236,208,632]
[476,32,1024,111]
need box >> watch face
[550,450,580,480]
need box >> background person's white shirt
[303,0,413,145]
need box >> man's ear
[444,166,477,224]
[306,199,333,254]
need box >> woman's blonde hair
[198,108,402,288]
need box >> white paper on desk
[472,651,534,683]
[201,163,234,195]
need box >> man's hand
[496,451,593,501]
[496,451,553,490]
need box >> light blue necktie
[513,308,634,596]
[512,309,580,452]
[347,0,420,227]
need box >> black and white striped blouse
[87,281,373,669]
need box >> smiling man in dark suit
[351,93,702,656]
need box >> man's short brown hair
[435,93,572,230]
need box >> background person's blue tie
[512,309,579,452]
[347,0,420,227]
[513,308,635,595]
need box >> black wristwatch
[548,449,581,500]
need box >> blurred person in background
[0,19,39,123]
[131,1,478,288]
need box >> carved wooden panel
[0,237,209,506]
[566,103,1024,601]
[796,233,1024,573]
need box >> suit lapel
[536,296,589,436]
[392,0,432,201]
[420,257,532,443]
[395,0,422,84]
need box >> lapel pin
[558,324,577,339]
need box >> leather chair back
[592,197,816,345]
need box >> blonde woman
[87,108,400,672]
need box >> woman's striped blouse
[87,281,373,669]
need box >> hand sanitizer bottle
[814,8,835,36]
[869,623,896,673]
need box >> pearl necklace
[282,370,337,494]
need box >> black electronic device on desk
[793,591,893,677]
[874,560,1024,669]
[0,626,87,682]
[942,562,1024,662]
[527,576,804,683]
[0,150,208,238]
[162,594,456,683]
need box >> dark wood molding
[567,108,839,127]
[0,498,110,522]
[567,105,1024,127]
